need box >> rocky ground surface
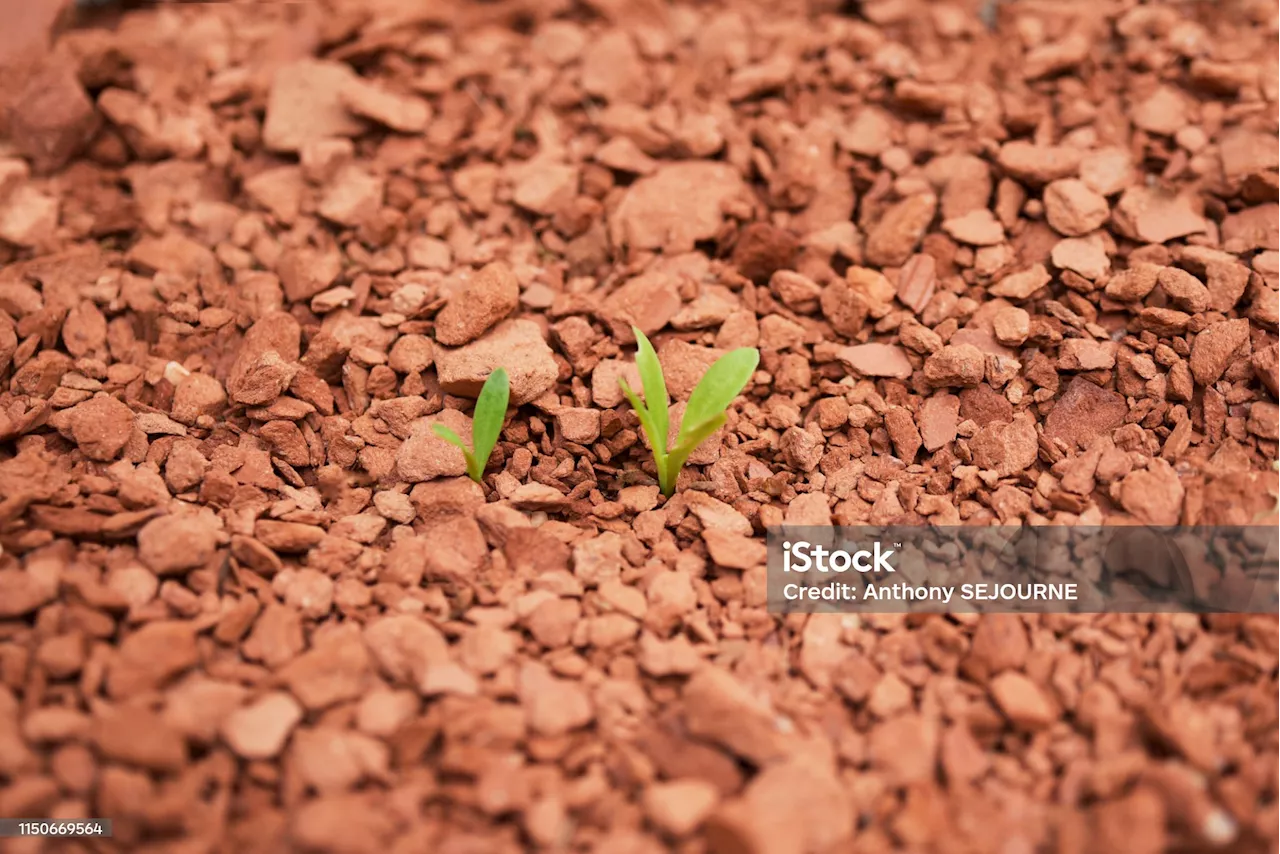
[0,0,1278,852]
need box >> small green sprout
[432,367,509,483]
[619,326,759,497]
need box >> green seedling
[432,367,509,483]
[619,326,759,497]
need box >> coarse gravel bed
[0,0,1277,852]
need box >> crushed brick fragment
[989,672,1057,730]
[1117,459,1186,525]
[610,162,752,253]
[136,511,221,574]
[942,208,1005,246]
[339,77,431,133]
[837,343,913,379]
[705,758,853,854]
[924,344,986,388]
[1105,263,1162,302]
[435,320,558,405]
[997,141,1082,184]
[1190,318,1251,386]
[435,263,520,347]
[1044,179,1110,237]
[990,263,1051,299]
[221,692,303,760]
[56,394,134,461]
[865,194,937,266]
[262,60,365,153]
[1044,377,1129,450]
[1112,187,1208,244]
[682,668,787,766]
[4,60,99,174]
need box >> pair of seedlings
[433,327,759,496]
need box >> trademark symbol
[893,543,902,548]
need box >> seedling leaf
[430,368,510,483]
[619,329,758,497]
[620,377,666,468]
[631,326,669,447]
[471,367,509,478]
[664,413,727,495]
[431,423,466,448]
[430,423,478,481]
[680,347,759,443]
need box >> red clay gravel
[0,0,1277,852]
